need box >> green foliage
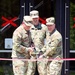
[0,66,4,75]
[70,2,75,50]
[70,71,75,75]
[0,66,14,75]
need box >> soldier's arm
[41,45,46,53]
[12,32,30,54]
[43,37,62,57]
[41,25,48,52]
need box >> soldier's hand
[27,47,34,55]
[28,47,34,52]
[39,55,43,58]
[39,55,45,58]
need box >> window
[33,0,56,19]
[0,0,20,50]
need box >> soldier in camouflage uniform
[39,17,63,75]
[27,10,48,75]
[11,16,34,75]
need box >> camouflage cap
[46,17,55,25]
[23,16,32,26]
[30,10,39,18]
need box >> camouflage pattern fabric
[49,56,63,75]
[12,24,31,75]
[12,59,28,75]
[27,23,48,75]
[42,29,63,75]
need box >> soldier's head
[23,16,32,30]
[46,17,55,33]
[30,10,39,25]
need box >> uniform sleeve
[41,45,46,52]
[12,31,28,54]
[41,25,48,52]
[43,37,62,56]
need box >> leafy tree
[70,2,75,50]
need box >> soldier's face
[47,24,55,32]
[32,18,39,25]
[24,25,31,30]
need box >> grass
[0,66,4,75]
[7,66,14,75]
[0,65,14,75]
[70,71,75,75]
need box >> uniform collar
[21,23,29,33]
[50,29,56,36]
[31,23,42,30]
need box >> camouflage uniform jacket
[12,24,31,58]
[30,23,48,53]
[42,29,63,59]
